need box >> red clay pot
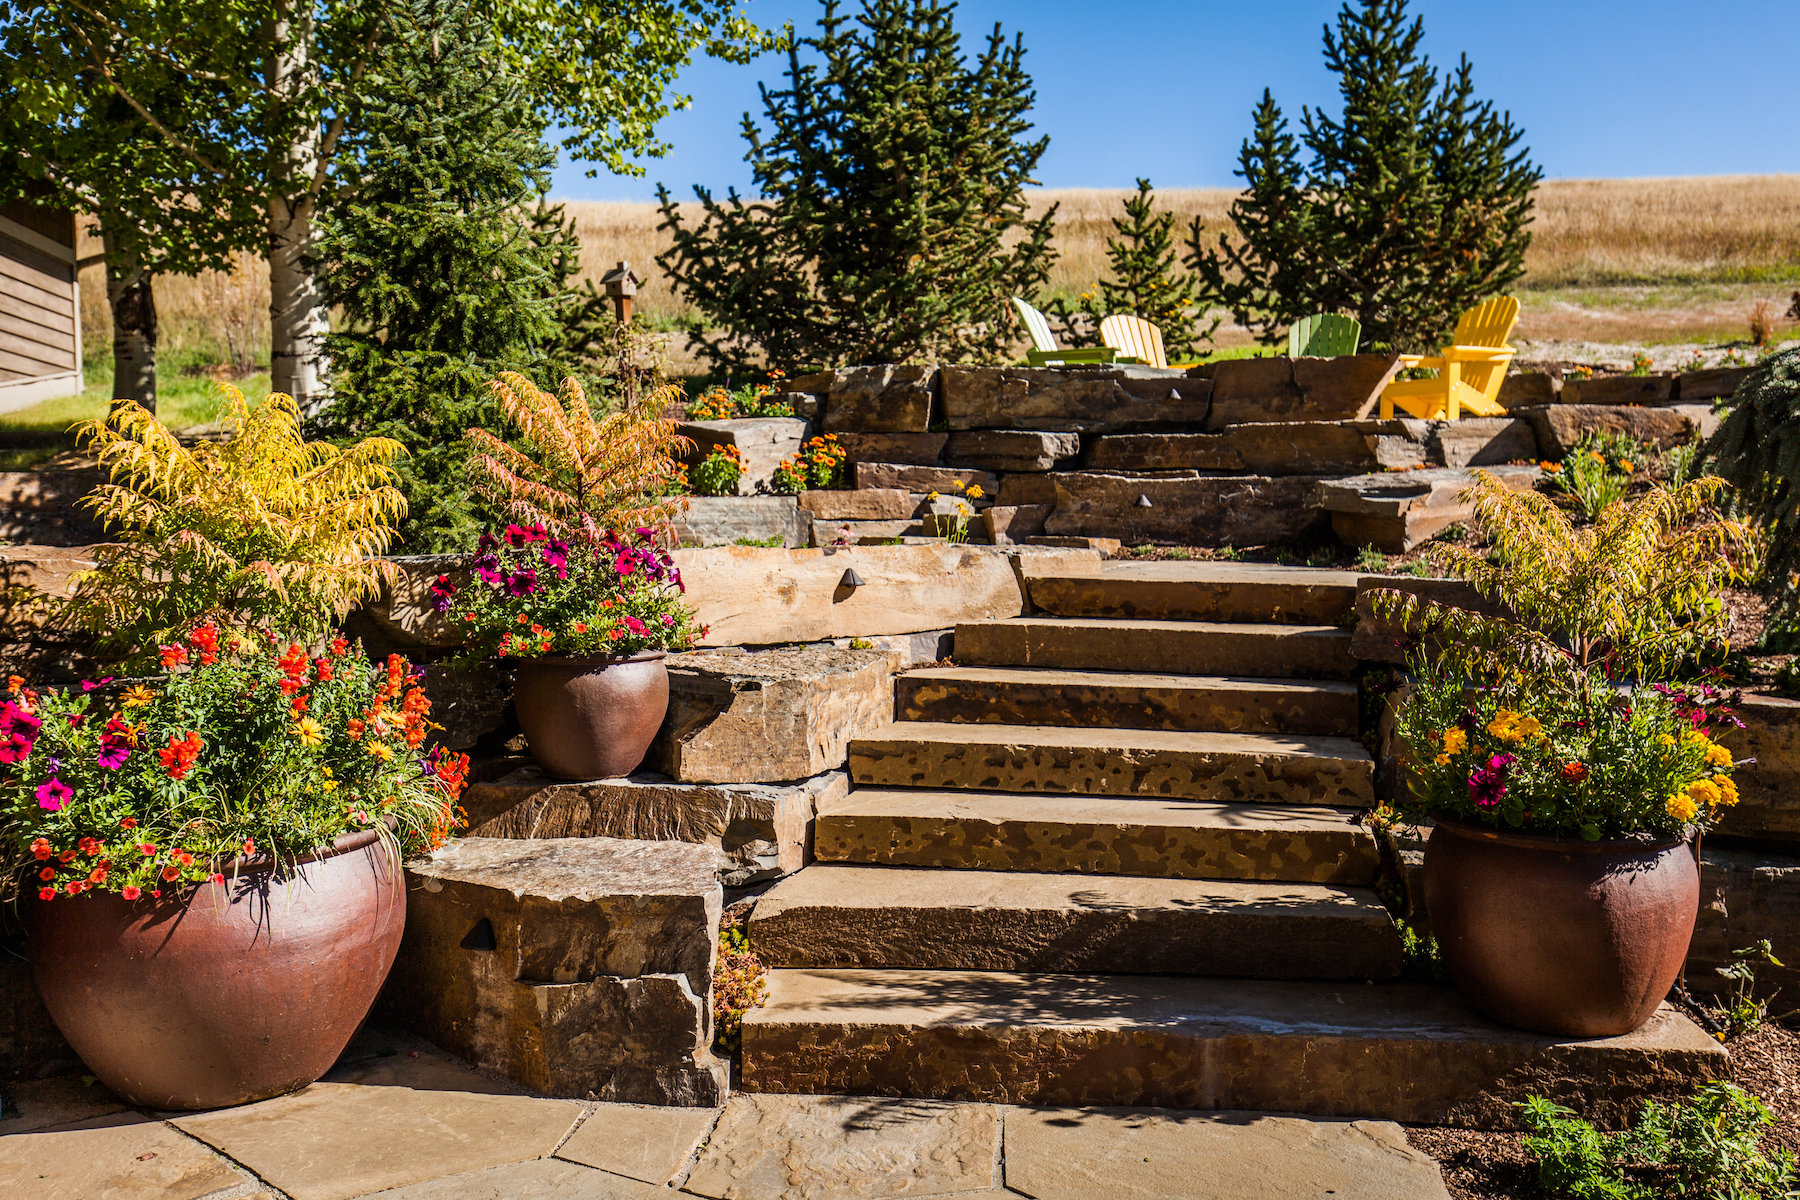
[512,652,669,780]
[27,829,405,1110]
[1424,815,1698,1038]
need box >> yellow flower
[1619,461,1636,474]
[293,716,324,747]
[1704,743,1733,769]
[926,490,940,501]
[1666,792,1699,822]
[965,485,985,500]
[1687,778,1722,809]
[1485,710,1542,743]
[1657,733,1676,747]
[366,742,394,762]
[122,685,157,708]
[1441,727,1468,756]
[1718,776,1740,807]
[321,778,338,794]
[1680,729,1708,747]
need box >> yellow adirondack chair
[1379,296,1520,420]
[1099,313,1167,368]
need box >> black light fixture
[840,568,865,589]
[1135,494,1154,508]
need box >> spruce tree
[1187,0,1540,351]
[1054,179,1214,359]
[313,0,600,551]
[656,0,1057,369]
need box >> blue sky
[550,0,1800,201]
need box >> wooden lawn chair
[1379,296,1520,420]
[1012,298,1115,367]
[1288,313,1361,357]
[1098,313,1167,368]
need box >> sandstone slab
[748,863,1402,978]
[955,616,1359,679]
[940,365,1206,432]
[740,970,1725,1128]
[1352,574,1498,664]
[996,472,1058,506]
[1497,372,1560,407]
[820,364,938,433]
[370,1158,663,1200]
[824,627,954,667]
[660,647,894,783]
[1716,693,1800,844]
[896,665,1356,735]
[175,1075,582,1200]
[981,503,1050,544]
[0,469,106,546]
[461,767,844,884]
[1043,472,1325,547]
[1196,354,1402,428]
[671,496,810,548]
[1677,366,1755,402]
[943,429,1081,472]
[678,418,811,495]
[676,544,1024,646]
[1024,559,1361,624]
[1564,373,1676,406]
[413,659,512,751]
[0,1114,247,1200]
[1519,403,1713,458]
[831,431,947,466]
[853,461,998,495]
[1434,417,1539,467]
[1689,847,1800,1000]
[0,1074,128,1134]
[1003,1107,1452,1200]
[1226,419,1431,475]
[849,722,1375,807]
[682,1093,1000,1199]
[798,488,918,521]
[814,790,1383,885]
[1320,465,1540,553]
[809,517,920,546]
[556,1102,720,1184]
[1086,432,1245,471]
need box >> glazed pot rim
[1429,812,1690,854]
[513,651,668,667]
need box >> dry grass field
[68,174,1800,380]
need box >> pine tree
[1703,347,1800,645]
[312,0,601,551]
[1187,0,1540,351]
[1054,179,1214,359]
[656,0,1057,370]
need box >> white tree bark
[265,0,328,411]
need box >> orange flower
[573,622,587,634]
[315,659,334,682]
[1561,761,1590,782]
[347,718,365,740]
[162,865,181,882]
[160,643,189,669]
[30,836,50,860]
[329,636,349,657]
[6,674,22,693]
[158,731,204,780]
[119,817,137,830]
[37,867,53,880]
[121,886,141,901]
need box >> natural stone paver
[1003,1107,1451,1200]
[364,1157,662,1199]
[1022,560,1362,625]
[813,790,1382,884]
[555,1102,720,1184]
[740,970,1726,1128]
[748,863,1402,978]
[853,462,999,495]
[681,1094,1001,1200]
[798,488,921,521]
[1319,465,1540,552]
[1195,354,1400,428]
[671,496,810,549]
[942,429,1081,472]
[955,617,1359,680]
[0,1113,248,1200]
[0,1074,129,1134]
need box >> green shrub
[712,924,767,1053]
[691,447,745,497]
[1704,346,1800,644]
[772,435,849,494]
[1547,431,1649,522]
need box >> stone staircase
[738,561,1725,1127]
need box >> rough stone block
[670,496,810,548]
[461,767,844,885]
[824,627,954,667]
[1433,417,1539,468]
[1086,432,1244,472]
[996,473,1058,507]
[1225,420,1429,476]
[389,837,728,1104]
[1320,466,1540,553]
[677,418,810,495]
[853,461,999,495]
[820,364,938,433]
[1352,574,1498,664]
[983,504,1051,545]
[1690,847,1800,999]
[659,647,895,783]
[1519,404,1714,458]
[1043,472,1325,547]
[940,365,1206,432]
[416,659,512,752]
[809,517,920,547]
[1196,354,1402,429]
[798,488,919,521]
[1716,694,1800,846]
[831,431,947,466]
[1497,372,1560,407]
[1564,373,1677,406]
[943,430,1081,472]
[1677,366,1755,402]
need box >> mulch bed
[1405,1011,1800,1199]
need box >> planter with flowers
[436,523,699,779]
[1376,470,1758,1037]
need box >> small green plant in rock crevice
[712,924,767,1054]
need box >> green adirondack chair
[1012,298,1116,367]
[1288,313,1362,358]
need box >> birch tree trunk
[101,226,157,412]
[265,1,328,411]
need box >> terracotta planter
[1424,815,1698,1037]
[512,652,669,780]
[27,828,405,1110]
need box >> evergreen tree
[1703,347,1800,646]
[312,0,601,551]
[1054,179,1214,359]
[656,0,1057,369]
[1187,0,1540,351]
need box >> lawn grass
[0,351,268,435]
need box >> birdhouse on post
[600,261,643,325]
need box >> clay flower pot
[1424,815,1699,1038]
[511,652,669,780]
[27,829,405,1110]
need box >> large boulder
[1043,472,1326,547]
[1518,403,1715,458]
[676,418,810,495]
[819,365,938,433]
[1194,355,1402,429]
[940,365,1206,432]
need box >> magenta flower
[1466,753,1516,809]
[505,568,539,597]
[97,733,131,770]
[35,777,71,812]
[0,701,42,764]
[504,523,547,547]
[80,677,115,692]
[623,616,647,635]
[429,573,458,612]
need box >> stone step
[955,617,1358,680]
[895,666,1358,735]
[748,864,1402,979]
[813,789,1381,884]
[740,969,1726,1127]
[848,723,1375,807]
[1026,561,1362,625]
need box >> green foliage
[0,636,466,906]
[713,923,768,1054]
[734,536,784,548]
[1355,546,1389,572]
[1186,0,1540,351]
[773,435,851,494]
[687,374,795,420]
[1704,346,1800,642]
[1547,431,1650,522]
[657,0,1057,370]
[691,447,745,497]
[1054,179,1214,359]
[1710,941,1785,1040]
[1520,1084,1800,1200]
[312,0,611,551]
[67,387,406,668]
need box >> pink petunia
[35,777,72,812]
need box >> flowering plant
[0,628,468,903]
[772,434,848,493]
[1387,674,1745,839]
[438,523,700,660]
